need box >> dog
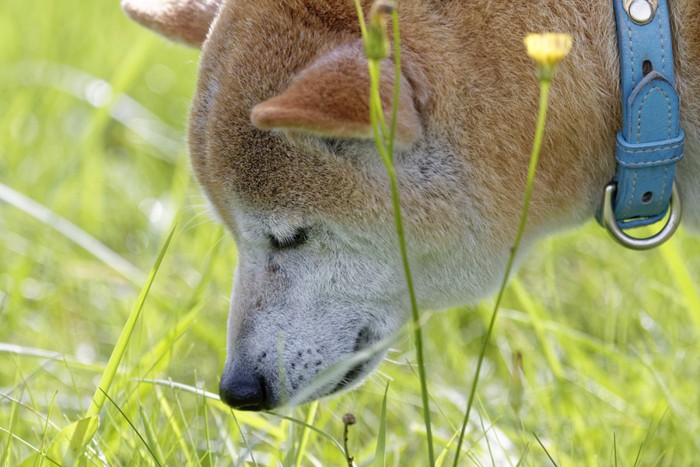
[122,0,700,410]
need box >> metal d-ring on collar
[600,0,685,250]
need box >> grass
[2,1,700,465]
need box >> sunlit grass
[2,0,700,465]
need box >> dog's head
[123,0,615,409]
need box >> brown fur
[186,0,697,247]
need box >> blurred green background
[2,0,700,465]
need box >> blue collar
[599,0,684,249]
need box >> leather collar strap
[601,0,684,248]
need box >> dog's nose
[219,368,268,411]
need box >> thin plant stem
[388,10,401,158]
[355,2,435,463]
[453,80,552,466]
[343,414,355,466]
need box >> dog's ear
[121,0,222,47]
[250,42,422,148]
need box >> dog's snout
[219,367,268,411]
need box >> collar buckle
[601,182,682,250]
[600,0,684,248]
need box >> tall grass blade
[41,416,99,467]
[24,227,174,465]
[514,443,531,467]
[38,390,58,467]
[435,430,460,467]
[170,383,200,459]
[138,404,166,467]
[154,386,196,466]
[267,412,346,458]
[100,389,162,466]
[533,432,557,466]
[9,60,183,161]
[0,182,146,284]
[3,383,20,466]
[8,427,60,467]
[86,225,175,418]
[633,408,668,467]
[478,411,495,466]
[373,381,390,467]
[294,401,318,467]
[230,409,259,467]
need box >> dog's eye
[270,228,308,250]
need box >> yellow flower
[524,33,573,81]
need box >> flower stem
[453,79,552,466]
[357,2,435,463]
[368,51,436,467]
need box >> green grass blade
[154,386,196,466]
[267,412,346,459]
[3,384,20,466]
[230,409,259,467]
[138,404,166,467]
[533,432,557,466]
[100,389,162,466]
[436,430,460,467]
[515,443,531,467]
[8,427,60,467]
[0,343,103,373]
[0,181,146,284]
[46,416,99,466]
[283,421,296,467]
[294,401,318,467]
[38,390,59,467]
[633,408,668,467]
[478,411,495,466]
[170,382,200,460]
[373,381,390,467]
[35,227,174,464]
[85,225,175,418]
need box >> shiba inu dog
[122,0,700,410]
